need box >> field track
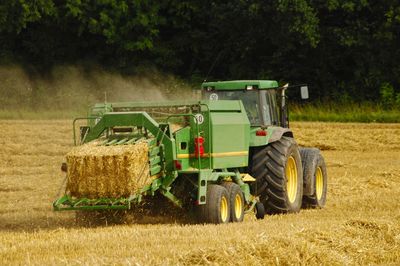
[0,120,399,265]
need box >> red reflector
[256,130,267,136]
[174,160,182,170]
[194,136,205,157]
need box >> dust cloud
[0,64,196,111]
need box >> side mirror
[300,86,309,99]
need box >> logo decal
[194,114,204,124]
[209,93,218,100]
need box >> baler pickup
[53,195,132,211]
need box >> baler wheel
[221,182,244,222]
[197,185,230,224]
[300,148,327,208]
[249,136,303,214]
[255,202,265,219]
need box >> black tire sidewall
[299,147,319,196]
[249,137,304,214]
[300,149,328,208]
[255,202,265,219]
[198,184,230,224]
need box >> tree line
[1,0,399,103]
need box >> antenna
[204,51,223,82]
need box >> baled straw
[66,140,152,199]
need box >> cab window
[264,90,279,125]
[204,90,261,125]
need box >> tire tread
[250,137,303,214]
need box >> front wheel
[249,137,303,214]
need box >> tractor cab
[202,80,282,127]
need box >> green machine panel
[209,109,250,169]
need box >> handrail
[166,113,201,169]
[72,117,99,146]
[199,103,212,169]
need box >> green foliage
[0,0,400,106]
[396,93,400,108]
[276,0,320,47]
[380,82,400,110]
[64,0,160,51]
[291,102,400,123]
[0,0,56,33]
[0,1,162,67]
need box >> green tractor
[201,80,327,215]
[54,80,327,224]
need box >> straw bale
[66,140,152,198]
[170,123,183,132]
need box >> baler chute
[54,111,189,211]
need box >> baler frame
[54,101,257,214]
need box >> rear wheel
[221,182,244,222]
[300,148,327,208]
[197,185,230,224]
[249,137,303,214]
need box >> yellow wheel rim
[234,194,243,219]
[286,156,298,203]
[315,166,323,200]
[220,196,229,222]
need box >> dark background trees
[1,0,399,102]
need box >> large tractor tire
[197,184,230,224]
[249,136,303,214]
[300,148,327,208]
[221,182,245,222]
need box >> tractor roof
[201,80,279,90]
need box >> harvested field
[0,120,399,265]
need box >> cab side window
[260,91,272,125]
[265,90,279,125]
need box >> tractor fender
[267,127,294,144]
[249,127,293,147]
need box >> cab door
[259,90,279,126]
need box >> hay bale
[170,123,183,132]
[66,140,152,198]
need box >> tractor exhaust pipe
[281,83,289,127]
